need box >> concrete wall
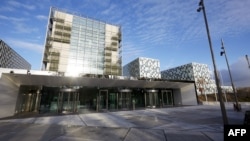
[0,75,19,118]
[181,84,198,105]
[173,89,182,106]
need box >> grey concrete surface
[0,104,249,141]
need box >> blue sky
[0,0,250,87]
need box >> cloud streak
[220,56,250,87]
[36,15,47,21]
[7,0,36,10]
[7,39,44,53]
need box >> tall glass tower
[42,7,122,76]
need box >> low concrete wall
[181,84,197,105]
[0,75,19,118]
[201,101,250,106]
[173,89,182,106]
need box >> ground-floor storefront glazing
[16,86,174,114]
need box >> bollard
[132,99,135,110]
[234,103,242,112]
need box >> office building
[42,7,122,76]
[0,68,197,118]
[123,57,161,79]
[0,8,198,119]
[0,39,31,70]
[161,62,233,95]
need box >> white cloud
[118,0,250,51]
[13,22,39,34]
[36,15,47,21]
[7,0,35,10]
[7,39,44,53]
[0,15,26,22]
[220,56,250,87]
[0,6,15,12]
[0,15,38,34]
[101,4,116,15]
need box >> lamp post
[197,0,228,124]
[220,39,240,111]
[246,55,250,69]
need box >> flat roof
[2,73,194,89]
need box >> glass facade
[68,16,106,75]
[0,40,31,69]
[16,86,174,114]
[42,7,122,76]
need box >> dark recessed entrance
[57,88,79,114]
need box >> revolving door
[145,89,159,108]
[118,89,131,110]
[57,88,79,113]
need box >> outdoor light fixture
[197,0,229,124]
[220,39,240,112]
[197,1,203,12]
[197,7,202,12]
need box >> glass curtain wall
[17,86,41,114]
[16,86,175,114]
[39,87,80,114]
[68,16,105,75]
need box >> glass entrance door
[58,88,79,114]
[118,92,131,110]
[109,93,116,110]
[99,90,108,111]
[145,90,158,108]
[161,90,173,107]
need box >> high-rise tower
[42,7,122,76]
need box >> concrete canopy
[2,73,195,89]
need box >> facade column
[77,92,79,112]
[116,93,118,110]
[224,91,227,103]
[214,89,218,101]
[25,93,32,112]
[34,89,40,112]
[96,91,99,112]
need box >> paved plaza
[0,104,249,141]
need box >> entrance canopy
[2,73,194,89]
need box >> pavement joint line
[201,131,215,141]
[161,129,168,141]
[122,127,131,141]
[163,129,169,141]
[77,114,87,126]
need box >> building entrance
[145,90,158,108]
[98,90,108,111]
[20,90,40,112]
[57,88,79,114]
[160,90,173,107]
[118,89,131,110]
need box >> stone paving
[0,104,249,141]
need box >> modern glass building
[42,7,122,76]
[123,57,161,79]
[0,39,31,70]
[0,8,198,119]
[0,68,197,118]
[161,62,233,95]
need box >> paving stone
[124,128,166,141]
